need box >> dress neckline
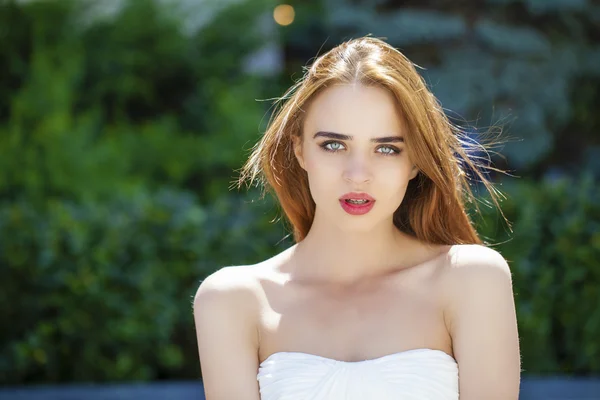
[259,347,456,366]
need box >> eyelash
[319,141,402,156]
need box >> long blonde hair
[238,36,507,244]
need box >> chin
[335,212,386,232]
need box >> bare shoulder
[196,265,259,295]
[193,245,294,312]
[193,265,262,315]
[439,244,515,329]
[442,244,512,285]
[192,262,278,400]
[440,244,520,399]
[440,244,517,349]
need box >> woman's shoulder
[192,265,261,326]
[193,247,293,313]
[196,265,258,295]
[440,244,514,309]
[443,244,511,275]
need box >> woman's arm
[193,266,261,400]
[444,245,521,399]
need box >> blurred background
[0,0,598,398]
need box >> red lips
[339,192,376,215]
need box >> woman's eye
[377,146,401,156]
[321,141,345,152]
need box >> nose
[342,153,373,184]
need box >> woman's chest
[257,279,447,360]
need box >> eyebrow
[312,131,404,144]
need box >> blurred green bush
[0,188,289,383]
[0,0,271,203]
[479,174,600,376]
[0,0,286,383]
[0,189,208,382]
[0,0,598,385]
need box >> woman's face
[294,83,418,232]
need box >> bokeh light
[273,4,295,26]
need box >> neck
[290,209,429,286]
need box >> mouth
[339,192,376,203]
[339,192,376,215]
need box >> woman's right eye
[320,141,345,152]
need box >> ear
[409,165,419,180]
[293,136,306,170]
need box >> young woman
[194,36,521,400]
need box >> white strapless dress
[257,348,459,400]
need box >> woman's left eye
[321,141,345,152]
[377,146,401,156]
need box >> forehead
[303,83,405,137]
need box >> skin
[194,84,521,399]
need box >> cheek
[377,162,414,198]
[305,161,332,188]
[303,148,337,174]
[303,152,340,199]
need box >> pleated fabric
[257,348,458,400]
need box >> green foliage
[0,189,207,382]
[479,174,600,375]
[0,188,288,383]
[0,0,273,203]
[328,7,467,45]
[486,0,590,15]
[0,0,286,384]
